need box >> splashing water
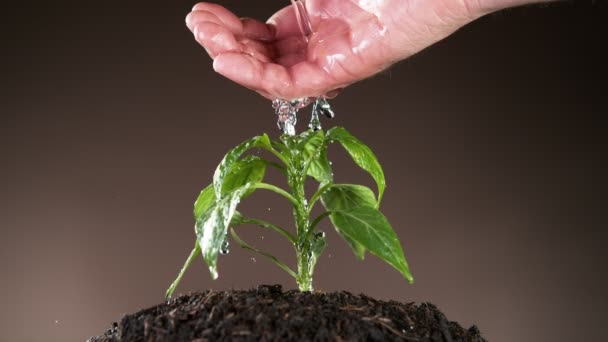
[272,0,336,135]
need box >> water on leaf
[219,236,229,255]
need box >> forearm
[473,0,557,16]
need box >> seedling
[166,127,413,297]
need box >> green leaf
[326,127,385,205]
[321,184,376,260]
[195,184,251,279]
[194,156,266,220]
[194,185,215,220]
[230,227,297,279]
[301,130,333,184]
[329,206,413,283]
[221,155,266,197]
[213,134,273,199]
[321,184,376,210]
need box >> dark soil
[89,285,486,342]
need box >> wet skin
[185,0,548,100]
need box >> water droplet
[267,207,271,211]
[251,257,257,263]
[54,320,59,324]
[317,97,335,118]
[260,235,264,240]
[309,100,322,131]
[220,236,229,255]
[328,160,333,165]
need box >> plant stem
[230,228,297,279]
[307,211,332,238]
[263,160,287,176]
[308,183,332,215]
[166,243,200,299]
[240,217,296,243]
[288,169,313,292]
[264,145,290,166]
[252,182,298,206]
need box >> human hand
[186,0,544,100]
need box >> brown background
[0,1,606,341]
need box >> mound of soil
[89,285,486,342]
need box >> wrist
[386,0,480,62]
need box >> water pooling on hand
[273,0,336,136]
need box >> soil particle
[89,285,486,342]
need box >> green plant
[166,127,413,298]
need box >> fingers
[190,3,243,34]
[241,18,274,42]
[239,38,274,63]
[213,52,289,96]
[266,5,303,40]
[193,21,240,58]
[272,36,307,66]
[275,51,306,68]
[274,36,307,56]
[187,3,275,41]
[324,88,343,99]
[188,2,332,99]
[187,3,277,62]
[213,52,331,99]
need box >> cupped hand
[185,0,486,99]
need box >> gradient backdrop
[1,1,606,341]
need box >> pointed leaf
[213,134,272,199]
[300,130,324,166]
[194,156,266,220]
[321,184,376,210]
[326,127,385,205]
[308,148,333,184]
[195,184,251,279]
[194,185,215,220]
[330,206,413,283]
[301,130,333,184]
[321,184,376,259]
[221,155,266,197]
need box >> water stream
[273,0,336,136]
